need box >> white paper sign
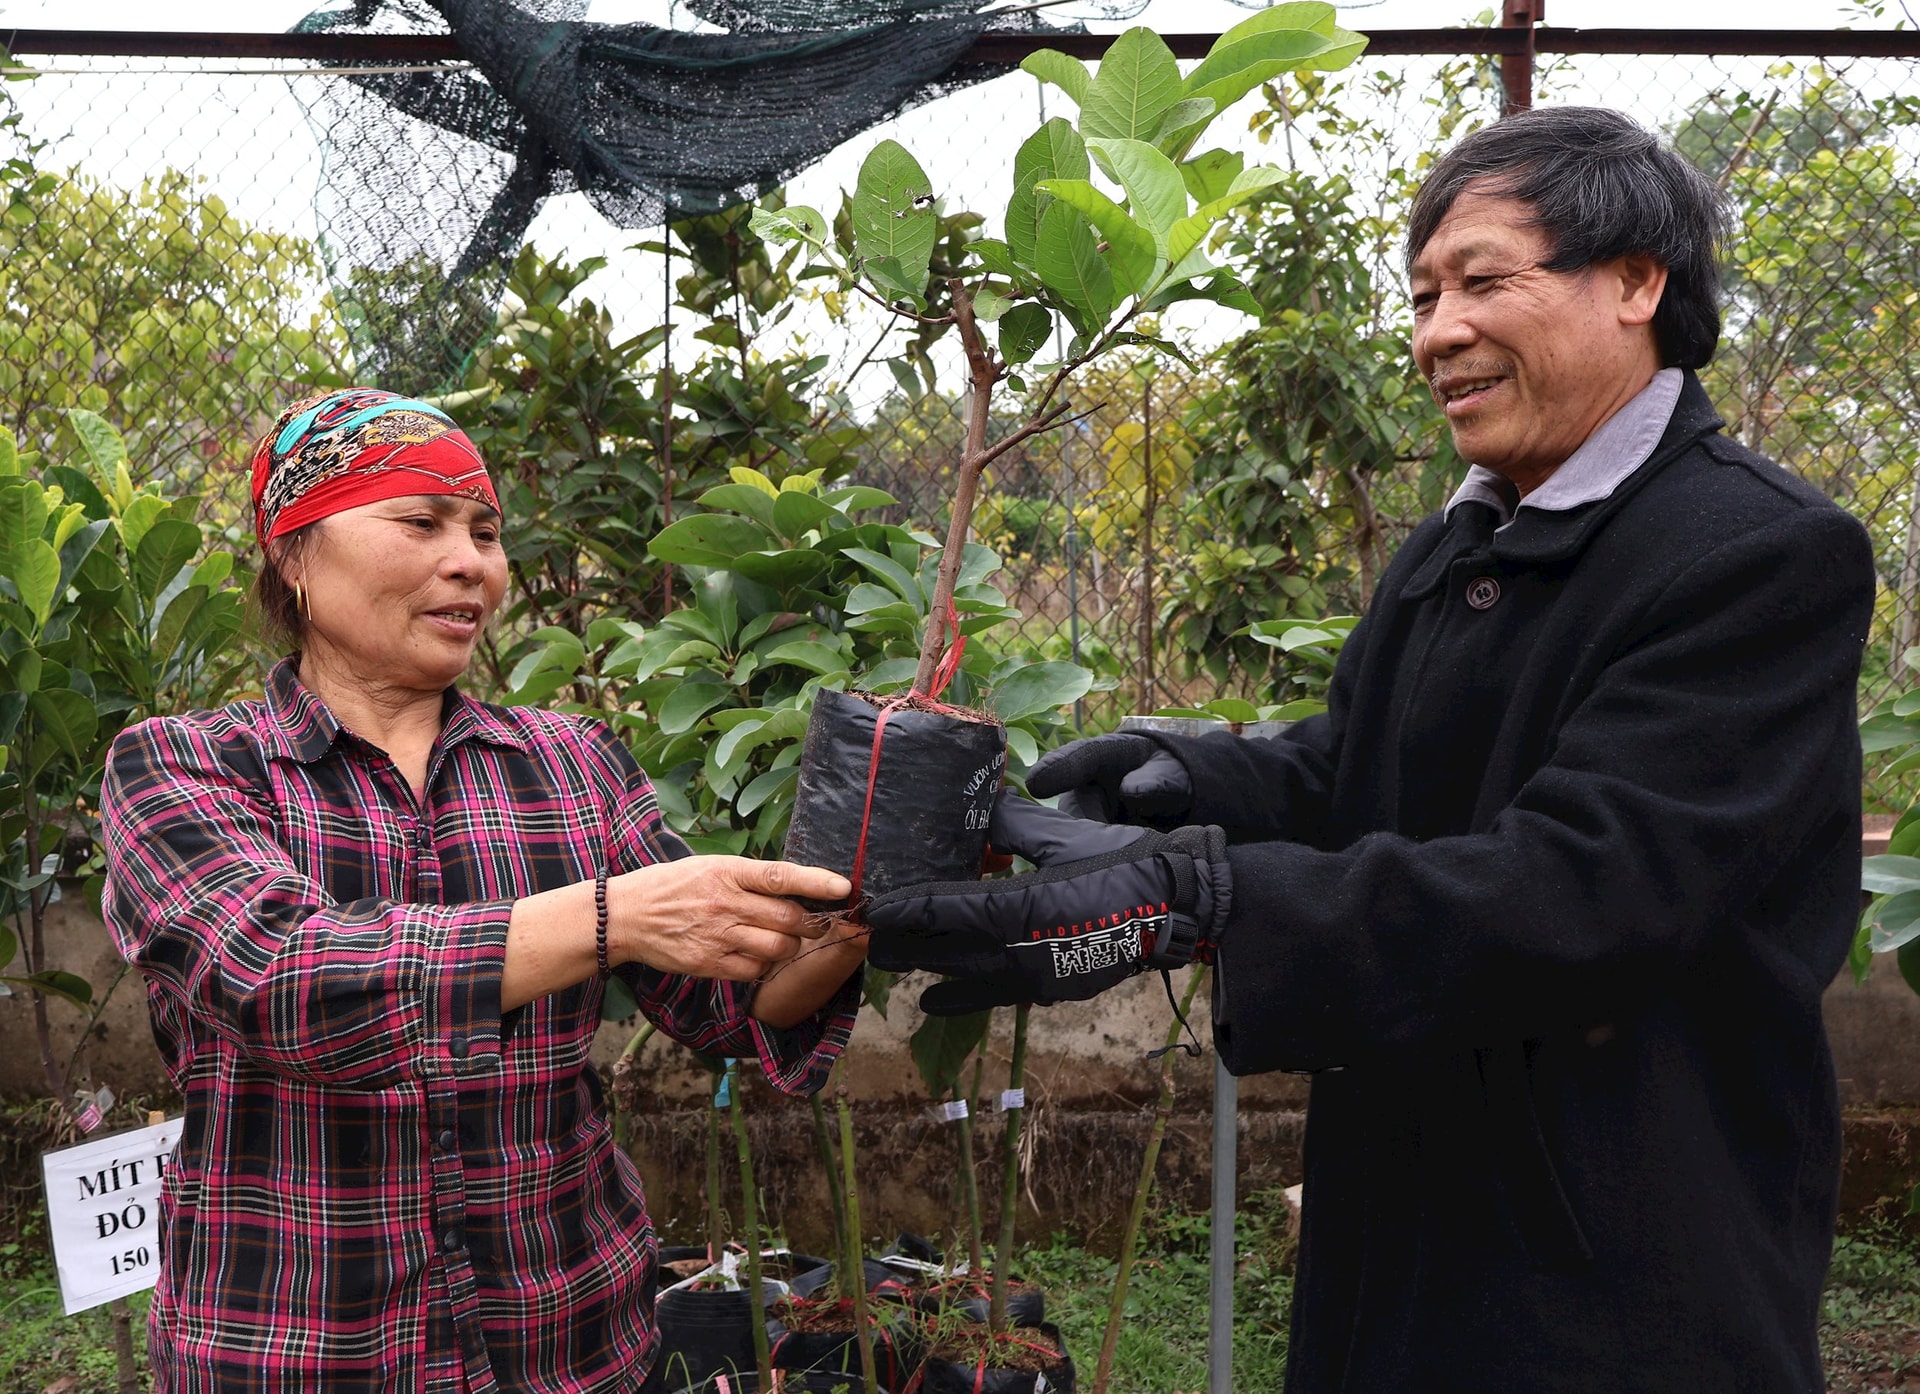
[997,1088,1026,1112]
[41,1117,181,1314]
[932,1099,970,1122]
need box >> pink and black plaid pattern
[102,660,858,1393]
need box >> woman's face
[286,494,508,696]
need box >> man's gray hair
[1405,106,1728,369]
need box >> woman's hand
[611,856,850,982]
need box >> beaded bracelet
[594,870,610,980]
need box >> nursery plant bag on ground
[912,1321,1075,1393]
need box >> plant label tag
[41,1116,182,1315]
[997,1088,1026,1112]
[933,1099,969,1122]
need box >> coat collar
[1403,370,1724,598]
[259,657,530,765]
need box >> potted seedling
[756,9,1365,907]
[653,1057,830,1392]
[769,1085,923,1393]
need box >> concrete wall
[6,892,1917,1248]
[10,889,1916,1110]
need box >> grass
[1821,1225,1920,1394]
[0,1203,1912,1392]
[0,1273,148,1393]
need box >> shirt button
[449,1036,469,1060]
[442,1227,463,1253]
[438,1129,457,1152]
[1465,576,1501,610]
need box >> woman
[101,388,868,1392]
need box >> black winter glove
[1025,732,1194,825]
[865,794,1229,1015]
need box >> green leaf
[0,478,48,577]
[117,494,167,559]
[1033,178,1157,297]
[748,204,829,248]
[8,648,41,696]
[843,547,921,603]
[649,515,775,568]
[965,239,1022,280]
[820,485,898,512]
[760,640,850,675]
[1216,0,1339,43]
[1086,138,1188,239]
[28,687,98,760]
[1019,48,1091,105]
[657,677,735,736]
[1868,888,1920,953]
[859,656,920,692]
[14,969,92,1011]
[1185,31,1337,112]
[696,484,779,528]
[910,1010,992,1098]
[12,538,58,629]
[737,764,799,818]
[1863,854,1920,896]
[1166,165,1286,265]
[1034,201,1114,333]
[1181,149,1246,205]
[601,974,640,1022]
[853,140,937,293]
[715,707,809,768]
[1900,937,1920,996]
[998,303,1053,367]
[1080,27,1184,143]
[771,489,838,539]
[134,519,199,608]
[1005,724,1039,768]
[0,426,15,477]
[1151,97,1218,159]
[1008,120,1089,271]
[151,585,211,667]
[65,409,128,479]
[865,256,926,308]
[987,661,1095,721]
[733,549,831,591]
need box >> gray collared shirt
[1443,367,1684,527]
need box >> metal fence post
[1117,715,1288,1394]
[1501,0,1541,114]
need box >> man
[866,107,1877,1391]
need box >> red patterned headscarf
[250,389,500,545]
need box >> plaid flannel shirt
[102,660,858,1393]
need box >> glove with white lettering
[1025,732,1195,825]
[864,794,1229,1016]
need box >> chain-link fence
[4,29,1919,749]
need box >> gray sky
[1,0,1901,390]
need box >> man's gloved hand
[1025,733,1194,825]
[864,794,1229,1015]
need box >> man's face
[1409,187,1665,494]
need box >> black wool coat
[1159,373,1876,1393]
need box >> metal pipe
[1500,0,1539,116]
[11,26,1920,62]
[1208,1055,1238,1394]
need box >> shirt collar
[260,656,530,764]
[1444,367,1685,527]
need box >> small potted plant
[757,9,1365,907]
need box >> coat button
[1465,576,1501,610]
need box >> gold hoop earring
[293,582,310,622]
